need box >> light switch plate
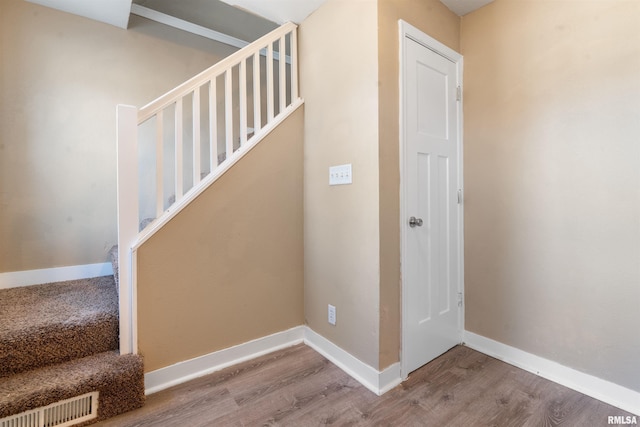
[328,304,336,325]
[329,164,352,186]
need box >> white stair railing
[116,22,301,354]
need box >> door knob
[409,216,423,227]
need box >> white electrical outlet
[329,164,352,186]
[328,304,336,325]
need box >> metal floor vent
[0,391,99,427]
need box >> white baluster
[209,78,218,169]
[291,29,298,101]
[253,51,262,133]
[279,35,286,113]
[193,88,201,184]
[239,59,247,147]
[155,110,164,217]
[225,69,233,160]
[267,41,274,121]
[175,98,183,201]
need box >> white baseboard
[145,325,402,397]
[378,361,403,395]
[144,326,305,395]
[303,327,402,396]
[0,263,114,289]
[464,331,640,416]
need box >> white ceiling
[26,0,133,29]
[219,0,494,22]
[218,0,327,24]
[439,0,494,16]
[25,0,494,32]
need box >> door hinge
[456,86,462,102]
[457,292,463,307]
[457,189,463,204]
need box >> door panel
[417,62,448,139]
[416,152,432,324]
[437,154,451,316]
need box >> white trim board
[0,262,113,289]
[464,331,640,416]
[145,326,305,395]
[145,326,402,397]
[304,328,402,396]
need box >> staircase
[0,273,144,426]
[115,22,302,354]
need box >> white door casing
[399,21,464,377]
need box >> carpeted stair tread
[0,350,145,421]
[0,276,119,378]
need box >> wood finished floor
[96,344,636,426]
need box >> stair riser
[0,352,145,422]
[0,320,119,378]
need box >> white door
[401,22,463,375]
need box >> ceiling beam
[131,4,250,49]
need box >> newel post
[116,104,139,355]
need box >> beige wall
[300,0,381,369]
[137,107,304,372]
[377,0,460,369]
[301,0,460,371]
[0,0,236,273]
[462,0,640,392]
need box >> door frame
[399,20,465,379]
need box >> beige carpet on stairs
[0,275,144,423]
[0,351,144,420]
[0,276,119,377]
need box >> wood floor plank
[230,352,331,407]
[96,385,237,427]
[373,348,510,426]
[271,376,370,425]
[215,349,362,425]
[96,344,637,426]
[449,367,541,427]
